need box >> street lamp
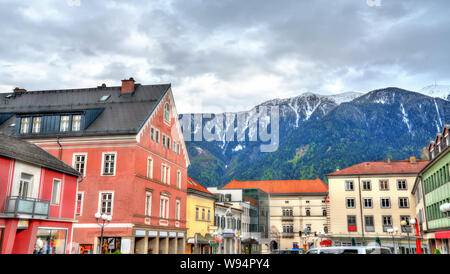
[387,227,398,254]
[401,220,412,254]
[440,203,450,217]
[95,212,112,254]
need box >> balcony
[281,215,294,221]
[282,232,295,238]
[3,196,50,219]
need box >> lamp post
[387,227,398,254]
[401,220,412,254]
[95,212,112,254]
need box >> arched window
[164,103,170,122]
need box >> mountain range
[180,86,450,187]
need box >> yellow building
[327,157,429,254]
[185,177,217,254]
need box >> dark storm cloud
[0,0,449,112]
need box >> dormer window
[20,117,30,134]
[60,115,70,132]
[164,103,170,122]
[72,115,81,131]
[32,117,41,133]
[438,142,442,153]
[431,149,435,159]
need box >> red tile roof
[222,178,328,194]
[327,160,429,176]
[187,177,213,195]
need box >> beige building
[327,157,429,254]
[222,179,329,253]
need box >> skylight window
[100,95,111,102]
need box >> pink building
[0,133,80,254]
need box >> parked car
[305,246,392,254]
[273,249,303,254]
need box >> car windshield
[320,249,359,254]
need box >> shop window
[34,229,67,254]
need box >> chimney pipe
[387,156,391,165]
[121,77,135,94]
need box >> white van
[305,246,392,254]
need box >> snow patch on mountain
[400,103,412,134]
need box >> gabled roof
[0,133,80,177]
[222,178,328,194]
[0,83,171,137]
[327,160,429,177]
[187,177,214,197]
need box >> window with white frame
[379,180,389,191]
[60,115,70,132]
[164,103,170,122]
[380,197,391,208]
[161,164,170,184]
[100,192,113,215]
[345,181,354,191]
[145,191,152,216]
[76,192,83,216]
[147,157,153,178]
[176,143,180,155]
[20,117,30,134]
[363,198,373,208]
[72,115,81,131]
[399,197,409,208]
[176,199,181,220]
[382,215,392,231]
[173,140,177,152]
[32,117,41,133]
[346,198,356,208]
[162,134,166,148]
[18,173,33,199]
[160,195,169,219]
[155,129,160,144]
[73,154,87,176]
[362,180,371,191]
[102,153,116,175]
[177,170,181,188]
[150,126,155,141]
[167,136,171,150]
[51,179,61,205]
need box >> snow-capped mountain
[418,85,450,100]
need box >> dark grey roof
[0,83,171,137]
[0,133,80,177]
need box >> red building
[0,133,80,254]
[0,78,190,254]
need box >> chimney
[13,87,27,93]
[410,156,417,164]
[121,77,135,94]
[387,156,391,165]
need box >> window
[167,136,171,150]
[102,153,116,175]
[162,134,166,148]
[164,103,170,122]
[151,127,155,141]
[347,215,357,232]
[20,117,30,134]
[18,173,32,199]
[60,115,70,132]
[362,180,371,191]
[397,180,407,190]
[382,215,392,232]
[32,117,41,133]
[176,144,180,155]
[207,209,210,221]
[306,209,311,216]
[177,170,181,189]
[160,196,169,219]
[196,207,199,220]
[176,200,181,220]
[145,191,152,216]
[173,141,177,152]
[155,129,160,144]
[345,181,354,191]
[400,216,412,232]
[72,115,81,131]
[379,180,389,191]
[161,164,170,184]
[202,208,205,220]
[73,154,87,176]
[323,209,327,216]
[363,198,373,208]
[381,198,391,208]
[365,216,375,232]
[100,192,113,215]
[399,197,409,208]
[51,179,61,205]
[76,192,83,216]
[346,198,356,208]
[147,157,153,178]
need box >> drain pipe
[57,136,62,160]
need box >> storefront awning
[435,230,450,239]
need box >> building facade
[222,179,329,253]
[327,157,429,254]
[185,177,217,254]
[0,79,190,254]
[413,125,450,254]
[213,200,242,254]
[0,133,80,254]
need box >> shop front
[33,228,68,254]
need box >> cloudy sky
[1,0,449,113]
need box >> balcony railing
[281,215,294,221]
[4,196,50,219]
[282,232,295,238]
